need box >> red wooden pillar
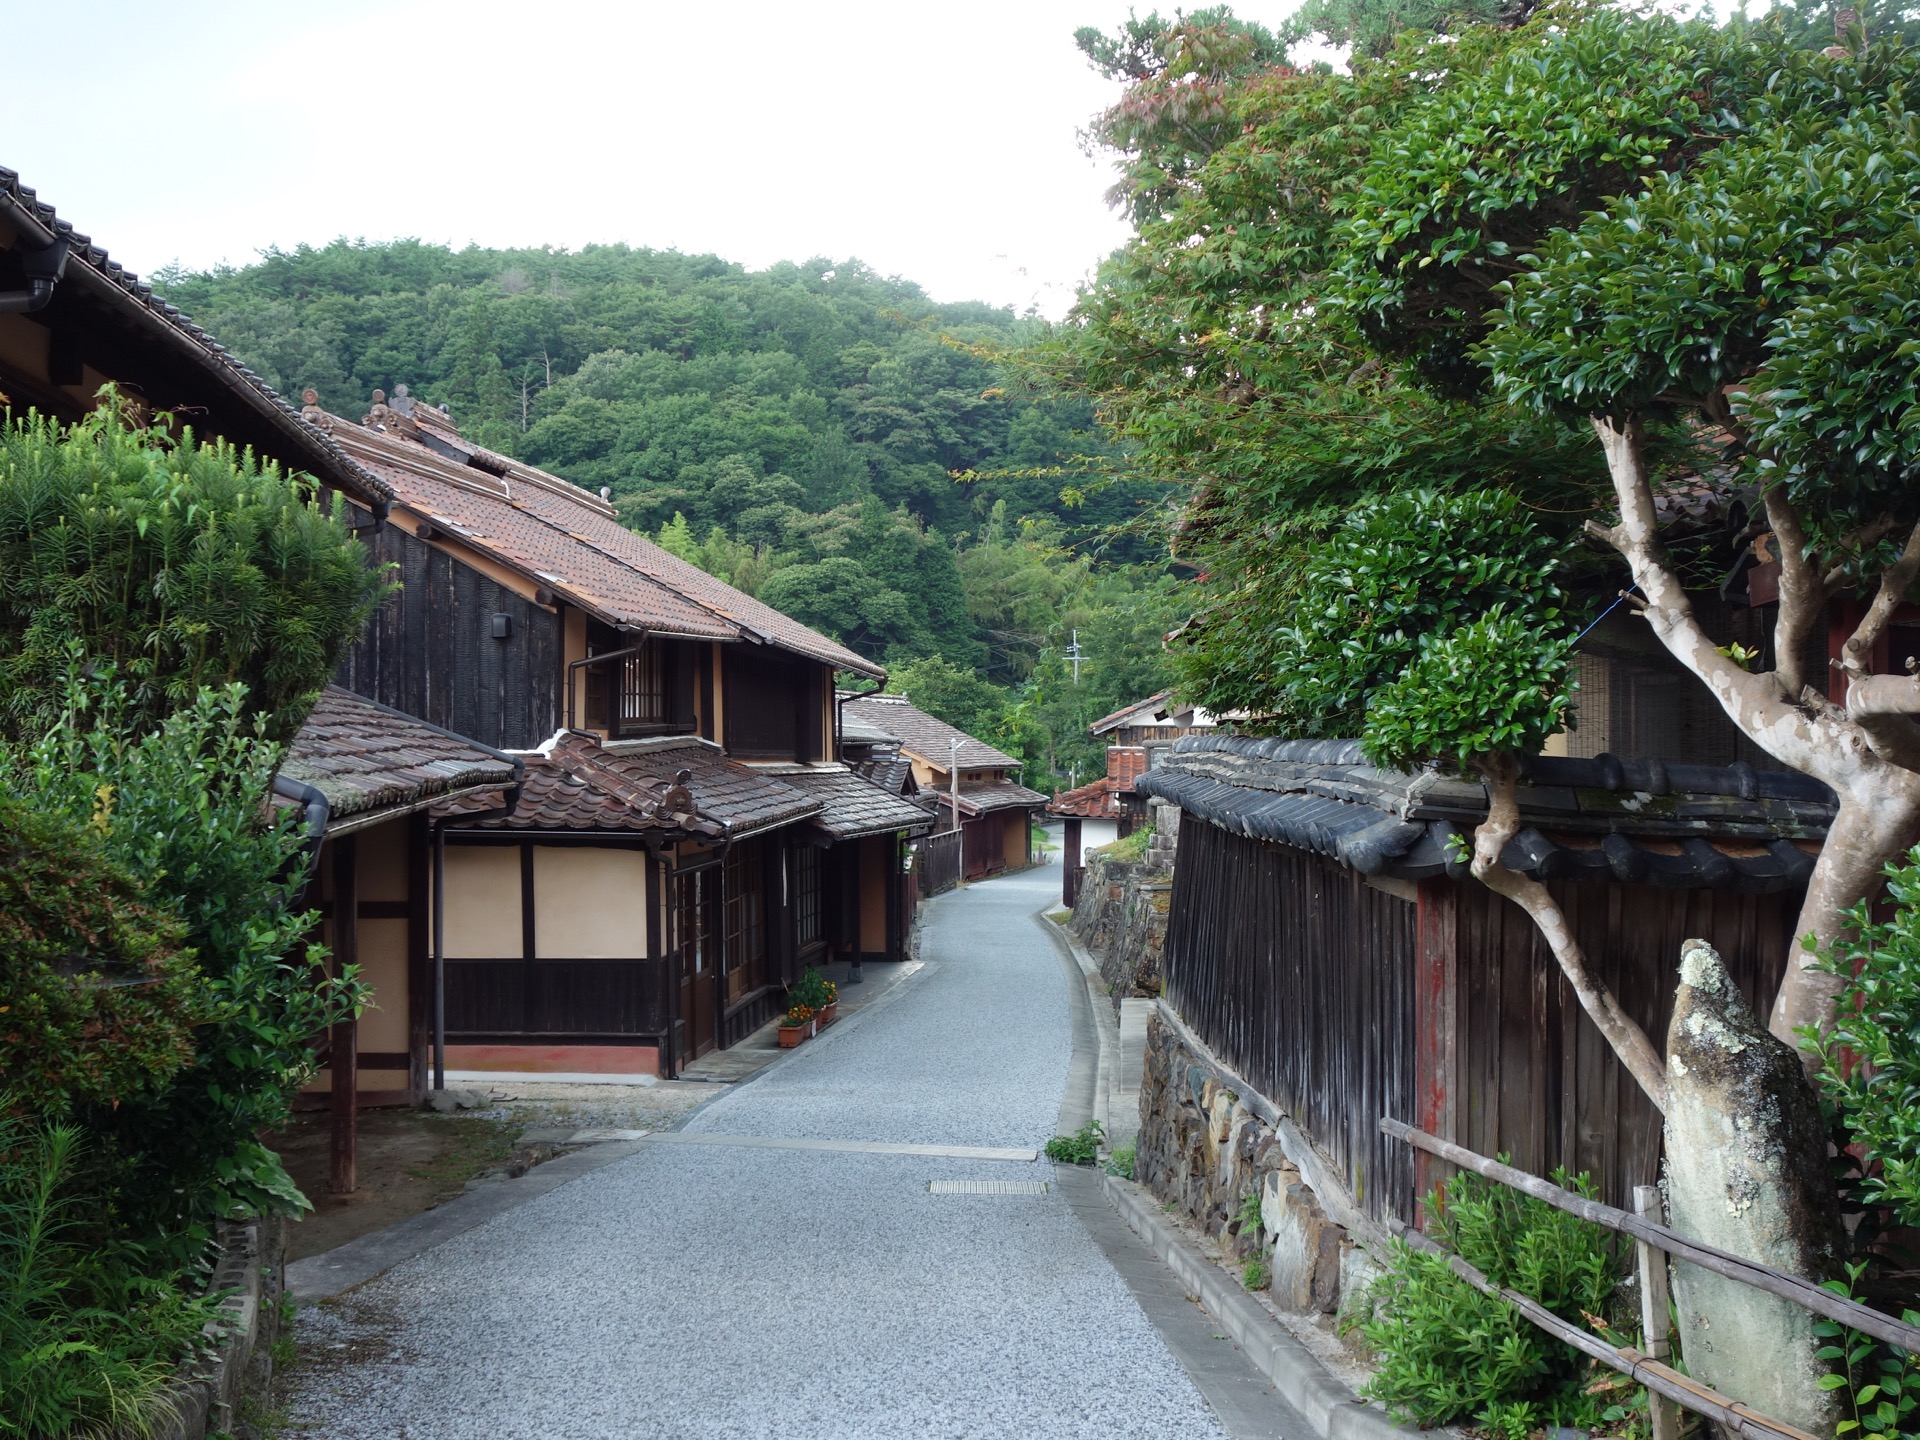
[1413,877,1458,1228]
[329,834,359,1196]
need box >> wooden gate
[918,830,962,897]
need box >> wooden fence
[1381,1120,1919,1440]
[1162,817,1419,1225]
[918,829,962,898]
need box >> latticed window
[795,845,822,948]
[724,842,766,1004]
[620,645,666,727]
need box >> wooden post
[329,834,359,1196]
[1635,1184,1681,1440]
[406,812,430,1104]
[1063,816,1083,908]
[1413,879,1459,1222]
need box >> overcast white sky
[1,0,1308,318]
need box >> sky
[0,0,1309,319]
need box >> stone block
[1261,1167,1348,1314]
[1337,1235,1382,1321]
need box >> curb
[1101,1173,1425,1440]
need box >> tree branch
[1841,517,1920,679]
[1473,754,1670,1112]
[1763,485,1825,699]
[1588,416,1818,770]
[1821,513,1901,591]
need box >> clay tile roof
[850,754,917,797]
[1089,689,1178,736]
[441,734,821,838]
[946,778,1049,816]
[841,694,1020,771]
[320,416,883,677]
[773,766,935,840]
[0,169,393,505]
[839,710,901,745]
[282,687,516,822]
[1138,734,1836,892]
[1048,777,1124,819]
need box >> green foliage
[888,656,1010,744]
[1236,1188,1263,1234]
[0,794,201,1116]
[1352,1169,1626,1432]
[1046,1119,1106,1166]
[788,968,836,1013]
[1805,847,1920,1228]
[1814,1262,1920,1439]
[1262,489,1568,740]
[0,404,389,742]
[0,677,364,1239]
[1242,1258,1269,1290]
[1100,828,1151,864]
[1104,1142,1137,1179]
[0,1110,217,1440]
[1365,609,1572,773]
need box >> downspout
[429,746,526,1091]
[0,224,69,316]
[273,773,332,881]
[834,674,888,761]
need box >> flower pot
[777,1025,807,1049]
[816,1001,839,1028]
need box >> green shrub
[0,400,389,743]
[1814,1262,1920,1439]
[1350,1168,1629,1433]
[1,677,364,1244]
[1046,1119,1106,1165]
[1099,829,1150,863]
[1104,1142,1137,1179]
[0,796,202,1112]
[1805,847,1920,1229]
[0,1109,216,1439]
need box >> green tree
[887,655,1011,742]
[0,404,389,742]
[1343,2,1920,1046]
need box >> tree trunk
[1472,754,1670,1110]
[1589,414,1920,1048]
[1774,788,1920,1041]
[1665,939,1844,1437]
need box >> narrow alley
[284,869,1292,1439]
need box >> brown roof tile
[441,734,821,839]
[283,687,516,820]
[841,695,1021,771]
[773,767,935,840]
[321,416,883,676]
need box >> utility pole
[1066,629,1084,685]
[948,737,962,833]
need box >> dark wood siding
[1163,811,1801,1229]
[724,650,824,760]
[1162,817,1419,1226]
[333,507,560,750]
[1448,877,1796,1214]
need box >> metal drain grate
[928,1179,1050,1195]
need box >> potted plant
[790,968,838,1027]
[778,1003,813,1048]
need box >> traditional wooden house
[291,387,931,1075]
[1089,690,1222,749]
[841,693,1046,882]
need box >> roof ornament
[363,387,394,429]
[299,387,332,429]
[656,768,695,818]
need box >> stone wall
[1068,853,1169,1004]
[153,1215,288,1440]
[1137,1006,1374,1319]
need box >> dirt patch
[267,1108,515,1262]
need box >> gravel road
[285,868,1233,1439]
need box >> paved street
[286,870,1249,1439]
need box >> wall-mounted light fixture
[489,612,512,640]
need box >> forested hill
[154,241,1184,788]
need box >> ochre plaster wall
[1002,812,1029,869]
[444,846,524,958]
[533,846,650,958]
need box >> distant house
[841,693,1046,882]
[1088,690,1223,749]
[297,386,933,1073]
